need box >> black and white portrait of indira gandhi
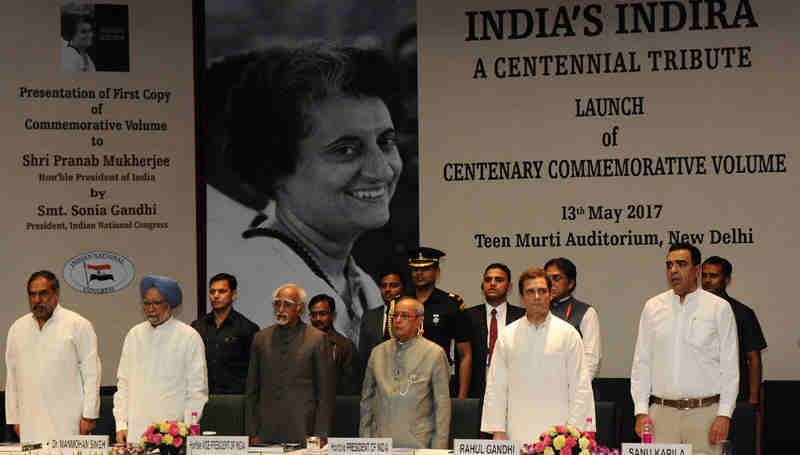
[204,1,417,346]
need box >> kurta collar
[277,320,306,335]
[671,287,701,308]
[32,303,63,330]
[147,314,176,331]
[523,311,552,331]
[394,335,421,352]
[551,294,573,307]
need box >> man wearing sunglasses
[246,284,335,445]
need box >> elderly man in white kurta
[481,268,595,442]
[114,275,208,443]
[6,270,101,442]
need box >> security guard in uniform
[409,247,472,398]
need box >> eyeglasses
[272,300,298,310]
[142,300,167,308]
[389,312,420,321]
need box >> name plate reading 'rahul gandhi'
[188,436,248,455]
[48,436,109,455]
[453,439,520,455]
[621,443,692,455]
[328,438,392,455]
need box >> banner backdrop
[204,0,418,344]
[419,0,798,378]
[0,0,197,385]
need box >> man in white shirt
[465,263,525,400]
[630,243,738,454]
[481,267,595,441]
[544,258,602,381]
[114,275,208,443]
[6,270,101,442]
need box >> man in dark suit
[309,293,360,395]
[246,284,335,444]
[465,263,525,400]
[359,268,406,364]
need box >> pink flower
[540,432,549,441]
[172,437,183,448]
[534,442,545,453]
[543,436,552,446]
[169,423,180,436]
[559,449,570,455]
[565,437,577,449]
[556,425,568,435]
[152,433,162,445]
[145,425,156,435]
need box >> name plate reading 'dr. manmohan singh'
[48,436,109,455]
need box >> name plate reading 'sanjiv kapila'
[621,443,692,455]
[188,436,248,455]
[453,439,520,455]
[48,436,109,455]
[328,438,392,455]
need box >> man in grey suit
[246,283,335,444]
[360,296,451,448]
[465,263,525,400]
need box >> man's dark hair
[227,43,399,198]
[209,273,237,291]
[544,257,577,292]
[703,256,733,278]
[378,268,407,290]
[484,262,512,282]
[27,270,59,292]
[518,267,551,295]
[309,294,336,313]
[669,242,702,266]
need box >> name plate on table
[188,436,248,455]
[621,443,692,455]
[328,438,392,455]
[454,439,520,455]
[48,436,109,455]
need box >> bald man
[360,297,451,448]
[246,284,335,444]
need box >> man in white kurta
[114,275,208,443]
[481,268,595,442]
[6,271,101,442]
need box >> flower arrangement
[141,421,193,455]
[109,444,146,455]
[521,425,620,455]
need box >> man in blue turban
[113,275,208,443]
